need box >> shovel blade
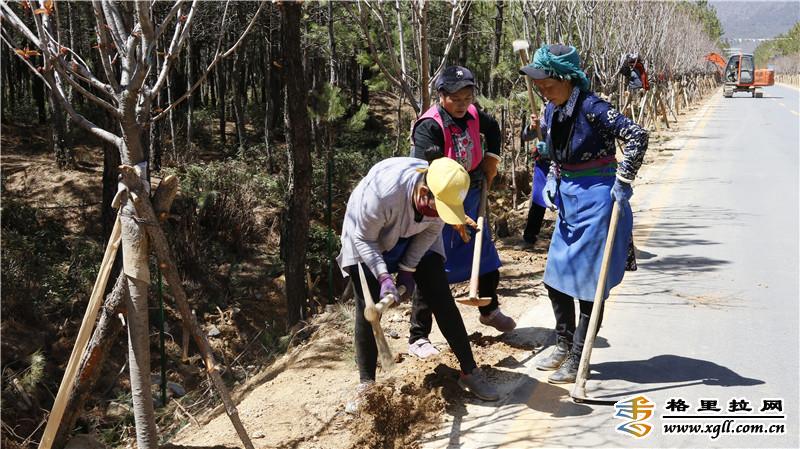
[456,297,492,307]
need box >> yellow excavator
[706,52,775,98]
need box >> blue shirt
[541,87,648,182]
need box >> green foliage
[346,104,369,132]
[306,222,339,275]
[19,350,45,393]
[310,83,347,123]
[1,197,101,321]
[754,22,800,67]
[160,158,284,308]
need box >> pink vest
[415,104,482,172]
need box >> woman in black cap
[520,44,648,384]
[407,65,515,360]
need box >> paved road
[423,84,799,448]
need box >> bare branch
[430,0,471,86]
[135,0,156,63]
[154,0,186,41]
[91,1,122,93]
[1,35,120,146]
[0,2,43,46]
[101,0,131,57]
[149,0,200,99]
[152,0,266,121]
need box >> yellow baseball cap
[426,158,470,225]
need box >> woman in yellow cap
[337,157,500,412]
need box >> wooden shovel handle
[468,181,488,299]
[572,201,621,400]
[517,50,544,141]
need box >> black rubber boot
[535,338,571,371]
[547,351,580,384]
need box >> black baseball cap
[436,66,476,93]
[519,44,574,79]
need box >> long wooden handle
[468,216,485,299]
[572,202,621,399]
[39,215,122,449]
[518,50,544,141]
[357,264,395,371]
[468,181,488,299]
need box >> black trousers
[523,201,546,244]
[409,269,500,344]
[349,253,477,382]
[545,284,605,356]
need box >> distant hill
[711,1,800,52]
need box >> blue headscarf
[532,45,590,92]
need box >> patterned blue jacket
[542,87,648,182]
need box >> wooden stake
[38,215,122,449]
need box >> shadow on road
[589,354,764,398]
[422,362,596,448]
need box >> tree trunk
[33,75,47,124]
[233,50,247,153]
[165,51,177,162]
[121,167,255,449]
[117,96,158,446]
[328,1,337,85]
[50,91,70,169]
[418,0,431,111]
[489,1,504,98]
[217,61,227,144]
[264,11,274,173]
[187,33,194,155]
[121,216,157,448]
[280,2,313,327]
[457,5,470,65]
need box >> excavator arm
[705,52,727,76]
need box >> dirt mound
[352,381,445,449]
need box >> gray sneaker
[479,308,517,333]
[458,368,500,401]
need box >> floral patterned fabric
[542,87,648,182]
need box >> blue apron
[543,167,632,301]
[441,185,502,284]
[382,238,411,274]
[531,161,548,208]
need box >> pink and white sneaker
[408,338,440,359]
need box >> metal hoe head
[512,39,530,53]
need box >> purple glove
[396,269,416,302]
[377,273,398,302]
[610,178,633,208]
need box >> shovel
[571,201,621,405]
[357,264,396,371]
[457,179,491,307]
[513,39,545,141]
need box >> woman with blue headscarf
[520,44,648,384]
